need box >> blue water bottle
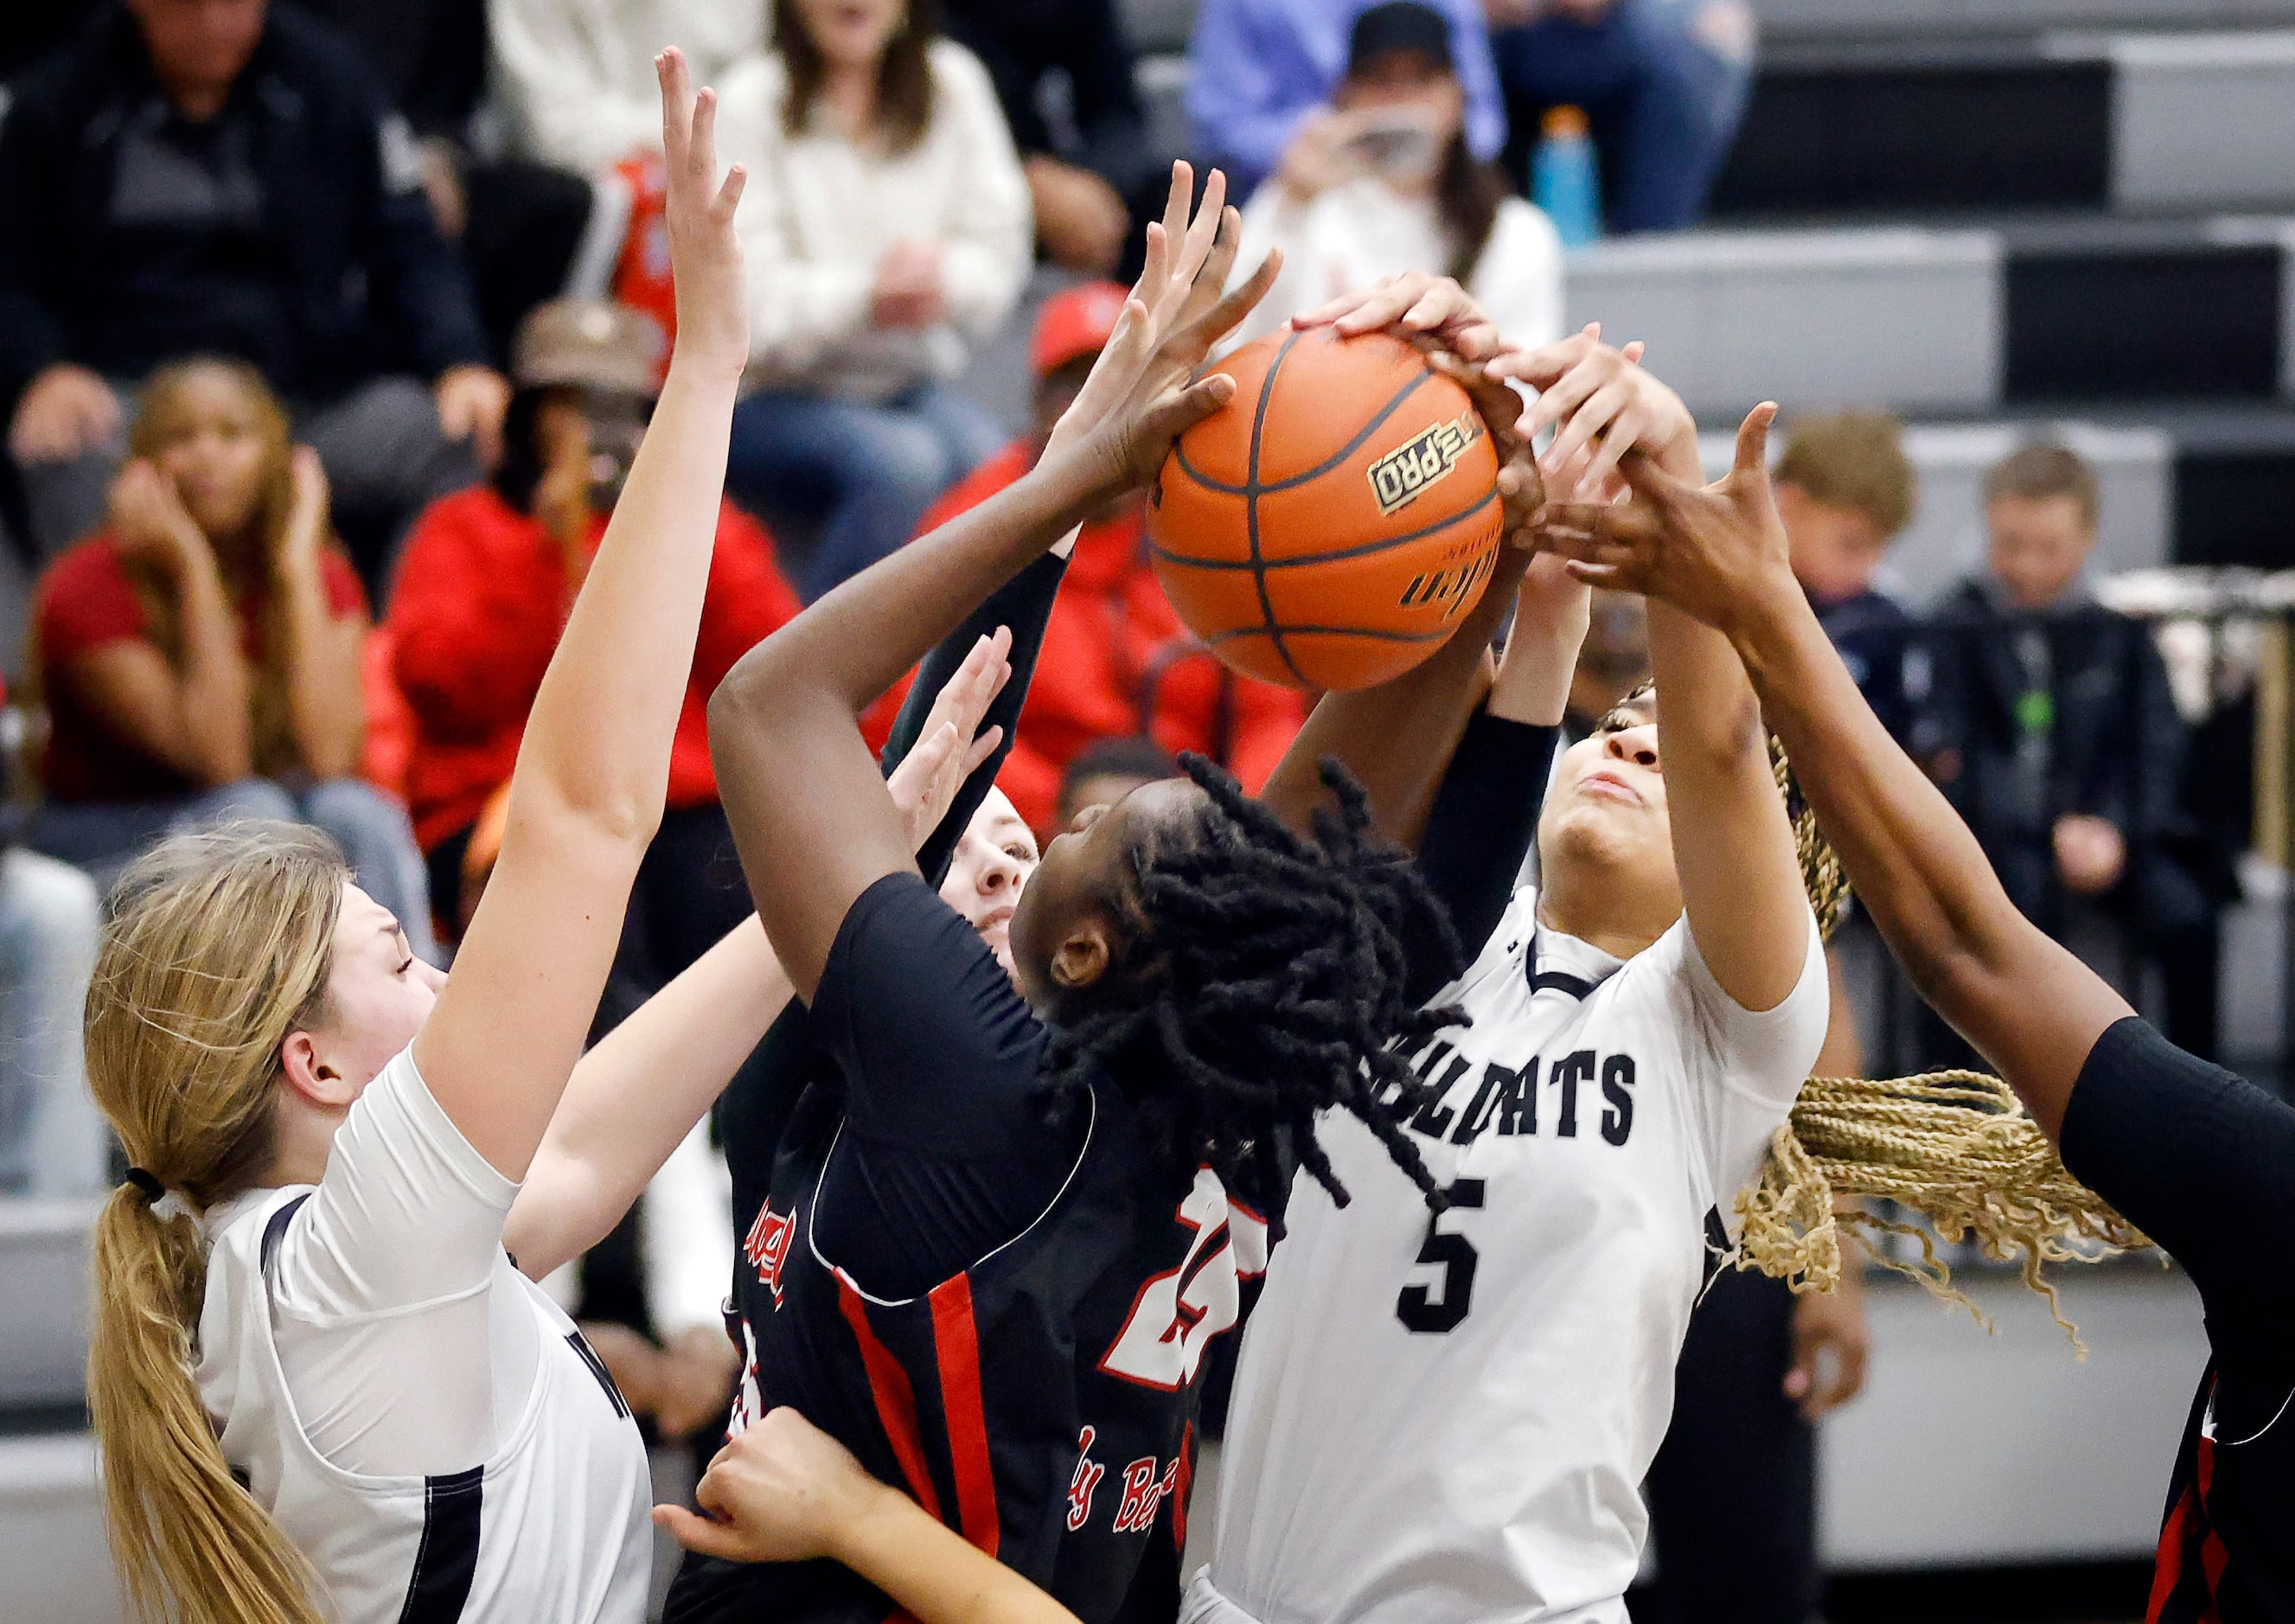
[1532,105,1601,247]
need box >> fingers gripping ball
[1148,327,1503,691]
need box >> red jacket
[915,442,1307,834]
[387,487,800,851]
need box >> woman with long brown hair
[25,355,433,949]
[79,54,766,1624]
[714,0,1032,598]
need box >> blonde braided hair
[1730,740,2147,1346]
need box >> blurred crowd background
[4,0,2295,1618]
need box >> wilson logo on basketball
[1367,412,1481,516]
[1398,547,1497,616]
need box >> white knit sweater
[488,0,768,173]
[714,41,1034,403]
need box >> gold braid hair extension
[1726,741,2148,1349]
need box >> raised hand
[885,629,1013,852]
[1042,162,1238,464]
[1487,327,1693,499]
[1542,402,1802,643]
[1289,271,1505,364]
[656,48,750,377]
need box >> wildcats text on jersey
[1381,1030,1638,1149]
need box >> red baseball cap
[1030,281,1131,379]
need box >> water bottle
[1532,105,1601,248]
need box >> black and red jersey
[2145,1366,2295,1623]
[668,1069,1266,1624]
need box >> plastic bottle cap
[1541,105,1590,139]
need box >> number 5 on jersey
[1397,1180,1484,1333]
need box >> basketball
[1147,326,1504,691]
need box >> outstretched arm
[1551,406,2132,1137]
[658,1409,1083,1624]
[412,52,750,1178]
[710,169,1277,1000]
[503,645,1010,1279]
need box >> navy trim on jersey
[259,1193,311,1272]
[566,1330,630,1419]
[397,1466,483,1624]
[1527,931,1596,1001]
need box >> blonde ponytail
[83,823,348,1624]
[1736,745,2146,1346]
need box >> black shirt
[2060,1016,2295,1622]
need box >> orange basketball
[1148,326,1503,691]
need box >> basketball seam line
[1150,485,1500,572]
[1173,366,1435,498]
[1244,329,1308,685]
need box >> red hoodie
[387,486,800,851]
[913,442,1307,834]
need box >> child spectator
[25,360,430,946]
[1056,736,1181,832]
[714,0,1030,601]
[1187,0,1508,203]
[1230,2,1563,350]
[912,284,1307,837]
[1912,443,2227,1058]
[387,299,801,983]
[1485,0,1756,232]
[1773,411,1915,740]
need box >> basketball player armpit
[1192,336,1832,1624]
[1553,406,2295,1624]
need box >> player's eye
[1007,843,1036,864]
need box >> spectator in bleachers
[1774,410,1915,740]
[0,0,508,579]
[1186,0,1509,208]
[913,282,1308,836]
[943,0,1156,278]
[1483,0,1755,232]
[1912,443,2226,1058]
[295,0,596,367]
[388,298,801,985]
[0,814,107,1199]
[1057,735,1181,832]
[23,357,434,957]
[1230,2,1563,350]
[714,0,1030,602]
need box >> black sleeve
[1408,709,1557,1002]
[809,873,1080,1298]
[2060,1017,2295,1359]
[884,550,1070,887]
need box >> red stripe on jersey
[2148,1485,2197,1623]
[837,1278,944,1523]
[1171,1420,1195,1553]
[2196,1433,2227,1616]
[929,1276,1000,1558]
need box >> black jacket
[1909,578,2197,917]
[0,3,488,414]
[943,0,1153,198]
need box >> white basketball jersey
[200,1186,654,1623]
[1208,886,1827,1624]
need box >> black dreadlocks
[1039,753,1464,1212]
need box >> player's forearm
[1728,592,2112,1130]
[508,915,793,1276]
[1647,598,1806,1010]
[830,1486,1084,1624]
